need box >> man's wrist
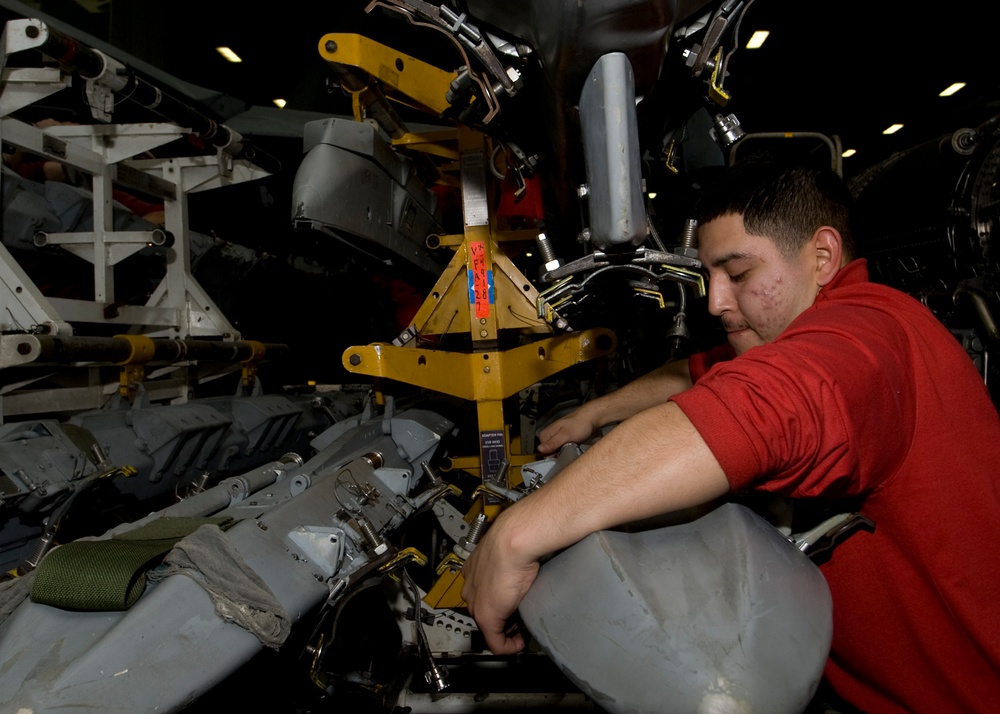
[574,401,604,434]
[494,497,557,565]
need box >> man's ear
[811,226,844,287]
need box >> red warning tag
[470,241,491,319]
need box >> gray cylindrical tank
[519,502,832,714]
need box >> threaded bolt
[465,513,489,546]
[681,219,698,251]
[356,516,388,555]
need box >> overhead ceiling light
[647,192,657,199]
[883,124,904,135]
[273,99,287,108]
[216,47,242,63]
[842,149,857,158]
[746,31,769,49]
[939,82,966,97]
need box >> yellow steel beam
[342,328,616,401]
[393,130,460,161]
[318,33,457,116]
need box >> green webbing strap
[30,516,235,611]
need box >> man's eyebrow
[709,251,754,269]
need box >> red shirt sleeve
[671,304,915,499]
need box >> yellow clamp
[113,334,155,398]
[97,464,137,480]
[379,546,429,581]
[424,552,467,609]
[434,551,466,576]
[708,48,731,107]
[240,340,267,389]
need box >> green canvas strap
[30,516,234,611]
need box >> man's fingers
[494,631,526,655]
[482,620,526,654]
[537,423,570,453]
[536,437,558,454]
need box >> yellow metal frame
[318,33,458,117]
[329,45,618,607]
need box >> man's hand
[536,409,596,454]
[461,511,540,654]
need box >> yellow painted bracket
[318,33,458,116]
[342,329,616,402]
[424,552,466,609]
[239,339,267,390]
[708,48,731,107]
[114,334,155,398]
[394,129,460,162]
[379,546,429,582]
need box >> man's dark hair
[694,159,857,260]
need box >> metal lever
[794,512,875,560]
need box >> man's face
[699,213,822,355]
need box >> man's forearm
[509,400,725,560]
[577,359,693,429]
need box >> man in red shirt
[462,161,1000,712]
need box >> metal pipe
[954,285,1000,342]
[8,335,288,366]
[157,453,301,519]
[17,21,280,173]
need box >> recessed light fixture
[273,99,287,108]
[746,31,769,49]
[216,47,242,63]
[883,124,904,135]
[647,192,658,199]
[939,82,966,97]
[842,149,857,158]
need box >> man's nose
[707,279,733,316]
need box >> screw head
[325,40,338,53]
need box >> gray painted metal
[0,393,354,571]
[0,408,453,712]
[579,53,646,248]
[519,502,833,714]
[291,118,443,275]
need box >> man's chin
[727,329,761,355]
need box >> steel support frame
[342,127,616,608]
[0,29,269,419]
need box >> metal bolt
[421,461,442,485]
[483,366,490,373]
[479,330,488,337]
[349,354,361,366]
[357,516,388,555]
[466,514,489,545]
[479,318,487,325]
[325,40,338,53]
[25,25,39,38]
